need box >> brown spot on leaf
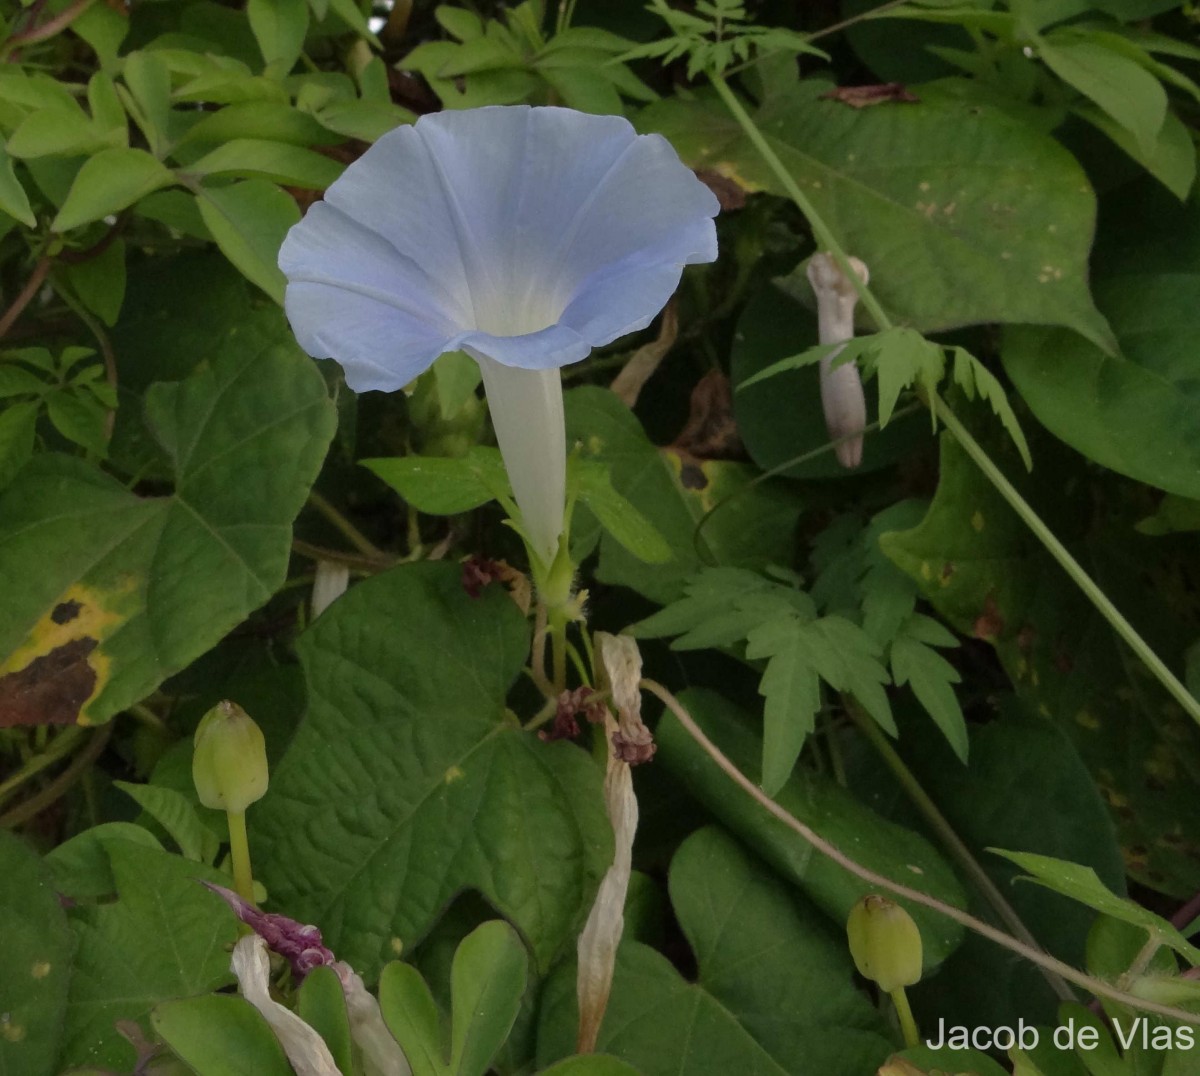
[820,83,920,108]
[50,600,82,625]
[694,169,747,211]
[678,463,707,490]
[972,594,1004,641]
[671,370,743,461]
[0,638,98,727]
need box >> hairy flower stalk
[808,252,869,469]
[278,106,718,590]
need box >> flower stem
[227,809,255,904]
[550,611,569,694]
[847,702,1075,1002]
[531,602,555,698]
[641,677,1200,1026]
[931,395,1200,728]
[889,986,920,1047]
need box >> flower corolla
[279,105,719,565]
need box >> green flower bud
[192,701,268,813]
[846,894,923,992]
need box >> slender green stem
[642,677,1200,1025]
[127,704,167,733]
[712,69,1200,729]
[0,723,113,830]
[524,698,558,732]
[708,72,892,333]
[1120,934,1164,991]
[580,619,596,681]
[565,639,591,686]
[692,403,924,564]
[307,490,383,559]
[806,0,914,42]
[292,538,394,574]
[932,395,1200,728]
[889,987,920,1048]
[0,726,86,808]
[550,614,568,694]
[531,602,555,698]
[555,0,578,34]
[848,704,1075,1002]
[227,809,255,904]
[822,714,848,787]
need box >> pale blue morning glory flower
[279,105,719,567]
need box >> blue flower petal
[545,130,719,290]
[281,201,466,328]
[559,217,718,346]
[279,105,720,389]
[285,278,448,393]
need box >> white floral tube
[472,354,566,567]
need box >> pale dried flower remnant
[808,253,870,469]
[576,633,652,1053]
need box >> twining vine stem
[847,703,1077,1004]
[932,398,1200,727]
[709,67,1200,730]
[0,255,51,339]
[642,678,1200,1026]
